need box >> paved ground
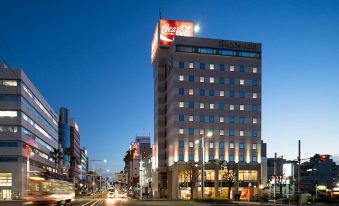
[1,198,338,206]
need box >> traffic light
[313,154,328,161]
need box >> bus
[27,171,75,205]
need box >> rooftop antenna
[159,7,162,19]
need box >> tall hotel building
[151,19,266,199]
[0,64,59,200]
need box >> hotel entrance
[0,189,11,200]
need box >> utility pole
[298,140,301,194]
[274,152,277,202]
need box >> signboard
[151,19,194,63]
[283,163,292,177]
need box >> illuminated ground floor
[152,161,265,200]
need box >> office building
[58,107,80,183]
[151,19,265,199]
[0,64,59,200]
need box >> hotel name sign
[218,40,260,51]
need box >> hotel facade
[151,19,266,199]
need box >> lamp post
[89,159,107,193]
[198,131,213,198]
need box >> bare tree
[220,161,237,199]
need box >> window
[240,105,245,111]
[189,154,194,161]
[209,115,215,123]
[252,105,257,111]
[229,142,235,149]
[189,62,194,68]
[200,77,205,83]
[252,143,257,150]
[240,79,245,85]
[253,93,257,99]
[179,88,184,95]
[188,115,194,122]
[239,66,245,72]
[229,155,235,162]
[239,143,245,149]
[179,75,184,81]
[228,117,235,123]
[199,115,205,123]
[219,142,225,149]
[179,140,184,148]
[219,130,224,135]
[0,126,18,133]
[179,115,184,122]
[229,129,235,136]
[199,103,205,109]
[0,173,12,186]
[219,155,225,160]
[209,155,214,161]
[188,101,194,108]
[199,89,205,96]
[0,157,18,162]
[209,103,214,109]
[229,91,235,97]
[220,64,225,71]
[239,117,245,124]
[209,64,214,70]
[188,75,194,82]
[252,130,257,137]
[252,118,258,124]
[252,156,257,162]
[0,80,17,87]
[189,142,194,148]
[188,89,194,95]
[253,67,257,73]
[219,103,224,110]
[209,142,214,149]
[0,142,18,147]
[209,77,214,83]
[199,129,205,135]
[219,91,224,96]
[0,111,18,117]
[219,117,224,123]
[239,91,245,98]
[200,63,205,70]
[179,102,184,108]
[252,80,257,86]
[179,128,184,134]
[229,105,235,110]
[188,128,194,135]
[230,66,235,72]
[229,78,235,85]
[219,77,225,84]
[240,130,244,137]
[239,155,245,162]
[179,62,184,68]
[179,154,184,161]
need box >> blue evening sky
[1,0,338,172]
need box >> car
[106,189,116,198]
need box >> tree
[49,148,63,173]
[220,161,237,199]
[184,161,200,200]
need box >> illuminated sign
[151,19,194,63]
[283,163,292,177]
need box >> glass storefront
[0,173,12,200]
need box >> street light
[89,159,107,194]
[198,131,213,198]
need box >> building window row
[178,102,259,112]
[178,114,258,125]
[178,154,258,163]
[176,45,260,59]
[178,140,257,150]
[178,128,258,137]
[0,79,18,87]
[22,84,58,126]
[178,75,258,86]
[178,88,259,99]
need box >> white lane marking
[90,199,101,206]
[80,199,97,206]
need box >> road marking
[80,199,97,206]
[89,199,101,206]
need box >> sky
[0,0,339,173]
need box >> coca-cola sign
[151,19,194,63]
[159,19,194,45]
